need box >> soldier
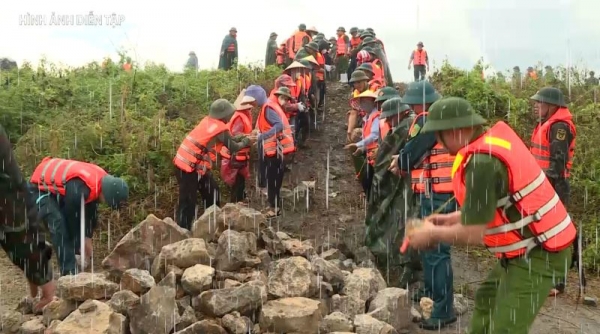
[374,87,402,140]
[185,51,198,71]
[389,82,455,329]
[404,97,574,334]
[529,87,580,297]
[0,123,55,312]
[265,32,278,67]
[219,27,238,70]
[586,71,599,85]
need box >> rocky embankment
[1,203,467,334]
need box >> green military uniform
[219,28,238,70]
[0,124,53,286]
[421,97,571,334]
[400,81,456,330]
[265,32,278,67]
[365,98,415,287]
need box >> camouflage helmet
[380,97,410,119]
[402,81,441,105]
[362,37,376,45]
[349,70,370,83]
[530,87,567,107]
[375,87,400,102]
[350,27,359,34]
[274,86,293,100]
[356,62,375,75]
[209,98,235,120]
[420,97,486,133]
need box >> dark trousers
[295,112,310,146]
[317,81,326,108]
[414,65,426,81]
[265,156,285,208]
[347,56,357,86]
[360,162,374,198]
[175,168,220,230]
[230,174,246,203]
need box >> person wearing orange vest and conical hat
[391,81,456,330]
[403,97,575,333]
[344,89,380,198]
[408,42,428,81]
[30,157,129,277]
[284,61,311,147]
[529,87,580,298]
[174,99,256,229]
[220,94,256,204]
[255,86,296,219]
[0,124,56,312]
[346,70,372,142]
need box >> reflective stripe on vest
[413,49,427,65]
[220,111,252,161]
[363,111,380,165]
[452,121,576,259]
[257,101,296,158]
[30,157,107,203]
[336,35,348,55]
[530,108,576,178]
[174,117,227,174]
[316,53,325,81]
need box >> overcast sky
[1,0,599,82]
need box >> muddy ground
[0,82,598,333]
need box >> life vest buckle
[532,211,543,222]
[508,190,524,205]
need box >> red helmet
[274,74,296,88]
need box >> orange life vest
[379,119,391,140]
[371,59,385,84]
[226,41,236,52]
[288,31,310,56]
[368,79,383,91]
[452,121,576,259]
[30,157,107,203]
[315,53,325,81]
[276,45,285,65]
[220,111,252,162]
[350,37,361,49]
[256,100,296,158]
[173,116,228,175]
[413,49,427,66]
[336,35,348,55]
[122,63,132,72]
[530,108,576,178]
[407,112,454,195]
[363,111,381,165]
[528,71,538,80]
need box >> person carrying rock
[220,94,256,204]
[529,87,582,297]
[255,87,296,218]
[344,89,380,199]
[219,27,238,70]
[404,97,575,334]
[0,123,55,312]
[391,81,456,330]
[174,99,256,229]
[30,157,129,276]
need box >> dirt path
[0,81,598,333]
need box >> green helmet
[337,26,346,32]
[350,27,358,34]
[362,46,377,55]
[530,87,567,107]
[356,63,375,75]
[316,32,325,38]
[274,86,293,99]
[298,59,312,68]
[402,81,441,105]
[362,37,376,45]
[375,87,400,102]
[380,98,410,119]
[360,32,374,40]
[349,70,369,83]
[357,29,365,35]
[299,24,306,30]
[209,98,235,120]
[421,97,487,133]
[305,42,319,51]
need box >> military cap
[350,27,359,33]
[530,87,567,107]
[356,63,375,75]
[305,41,319,51]
[380,98,410,119]
[362,37,377,45]
[274,87,293,99]
[421,97,486,133]
[337,26,346,32]
[209,98,235,120]
[402,81,441,105]
[375,87,400,102]
[349,70,370,83]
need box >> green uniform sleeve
[215,131,250,155]
[460,154,510,226]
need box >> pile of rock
[1,203,468,334]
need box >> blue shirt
[356,109,380,149]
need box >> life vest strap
[486,193,561,235]
[422,162,453,170]
[487,215,572,257]
[186,136,216,155]
[496,171,546,210]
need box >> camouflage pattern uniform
[0,124,53,286]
